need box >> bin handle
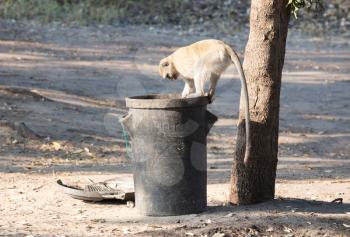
[206,110,218,134]
[119,113,134,139]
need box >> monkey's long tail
[225,45,251,165]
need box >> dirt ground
[0,20,350,236]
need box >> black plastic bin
[120,94,217,216]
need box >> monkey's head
[159,57,179,80]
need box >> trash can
[120,94,217,216]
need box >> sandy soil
[0,20,349,236]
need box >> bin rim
[125,93,209,109]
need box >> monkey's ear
[161,62,169,67]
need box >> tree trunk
[229,0,291,204]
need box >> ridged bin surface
[121,94,217,216]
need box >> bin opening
[126,93,209,109]
[128,93,181,100]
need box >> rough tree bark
[229,0,291,204]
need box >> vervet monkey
[159,39,251,164]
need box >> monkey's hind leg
[208,73,220,103]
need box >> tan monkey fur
[159,39,251,164]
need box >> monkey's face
[159,57,179,80]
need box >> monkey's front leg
[181,79,195,98]
[186,68,209,99]
[186,75,205,98]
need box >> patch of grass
[0,0,188,24]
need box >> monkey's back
[172,39,229,78]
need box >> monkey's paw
[185,93,203,99]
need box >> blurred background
[0,0,349,35]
